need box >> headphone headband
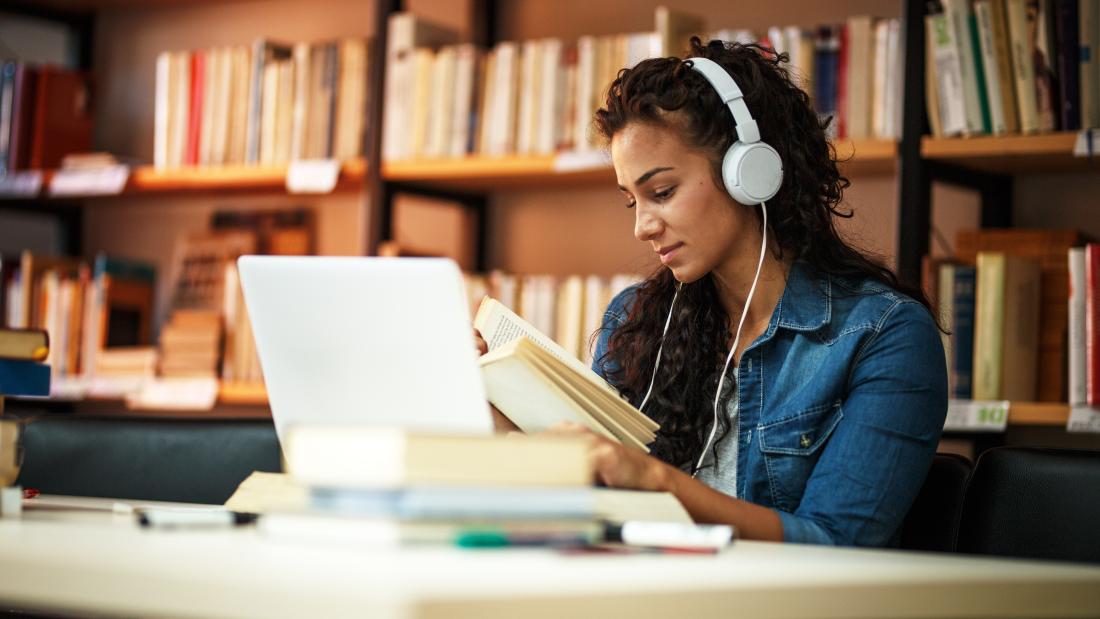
[686,57,760,144]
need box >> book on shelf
[380,8,902,164]
[1084,244,1100,405]
[0,357,50,397]
[956,228,1079,402]
[972,252,1041,402]
[926,0,1095,137]
[154,36,369,170]
[0,63,94,171]
[1069,246,1087,405]
[475,297,658,451]
[285,427,593,490]
[0,328,48,362]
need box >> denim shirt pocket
[758,401,844,512]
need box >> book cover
[1080,0,1100,128]
[0,61,15,175]
[969,10,996,133]
[990,0,1022,133]
[944,0,988,134]
[246,39,293,165]
[1031,0,1060,130]
[0,328,49,362]
[973,253,1041,402]
[8,62,38,171]
[186,51,205,167]
[975,1,1010,134]
[929,10,970,136]
[0,357,50,397]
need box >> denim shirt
[592,261,948,547]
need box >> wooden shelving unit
[921,131,1096,174]
[382,140,898,194]
[1,158,367,200]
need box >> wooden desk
[2,500,1099,619]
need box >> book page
[475,297,615,393]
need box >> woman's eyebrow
[618,166,674,190]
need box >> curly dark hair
[593,38,936,473]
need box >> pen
[603,521,735,550]
[135,507,259,529]
[454,528,597,548]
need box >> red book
[1088,244,1100,405]
[9,64,38,171]
[28,67,93,169]
[836,23,849,139]
[185,50,205,167]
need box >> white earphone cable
[638,281,682,413]
[693,200,768,475]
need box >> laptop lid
[237,256,493,445]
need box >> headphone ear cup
[722,141,784,206]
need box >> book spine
[944,0,987,134]
[0,357,50,397]
[1080,0,1100,128]
[990,0,1022,133]
[186,51,205,167]
[976,1,1009,134]
[1007,0,1042,132]
[836,22,849,138]
[930,11,970,136]
[1055,0,1082,130]
[953,266,977,399]
[973,252,1006,400]
[1069,247,1087,405]
[969,12,994,133]
[9,63,36,171]
[0,61,15,176]
[1088,244,1100,405]
[1031,0,1059,131]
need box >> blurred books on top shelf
[153,37,370,170]
[925,0,1097,138]
[380,8,902,165]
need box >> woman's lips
[658,242,683,264]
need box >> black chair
[14,416,282,505]
[956,447,1100,564]
[900,452,973,552]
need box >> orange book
[28,67,93,169]
[186,51,205,167]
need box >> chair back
[900,452,972,552]
[956,447,1100,563]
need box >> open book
[474,297,658,451]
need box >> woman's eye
[624,199,636,209]
[653,187,675,201]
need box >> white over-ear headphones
[638,56,778,484]
[686,57,783,206]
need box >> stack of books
[158,310,222,378]
[262,427,691,546]
[0,328,50,398]
[0,61,93,173]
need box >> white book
[975,1,1009,135]
[942,0,986,135]
[290,42,311,161]
[199,48,217,166]
[939,263,957,395]
[516,40,540,156]
[928,12,969,136]
[1070,248,1087,405]
[488,42,518,156]
[154,51,171,170]
[581,275,609,366]
[872,20,890,139]
[382,13,457,161]
[574,36,596,152]
[885,19,904,139]
[425,45,456,159]
[536,39,563,155]
[260,62,279,165]
[170,52,191,169]
[555,276,584,359]
[228,46,251,165]
[449,44,478,157]
[211,47,232,166]
[768,26,787,55]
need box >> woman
[484,38,947,547]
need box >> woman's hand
[545,422,672,492]
[473,328,488,356]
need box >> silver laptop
[237,256,493,446]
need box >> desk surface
[2,498,1099,619]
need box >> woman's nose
[634,205,662,242]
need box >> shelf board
[382,140,897,193]
[1007,402,1070,426]
[1,159,367,200]
[921,132,1097,173]
[217,382,269,406]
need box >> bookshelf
[382,140,898,193]
[922,132,1097,174]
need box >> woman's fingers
[472,328,488,356]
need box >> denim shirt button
[799,433,812,449]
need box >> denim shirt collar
[760,261,832,343]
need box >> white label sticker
[1067,406,1100,433]
[944,399,1010,432]
[0,170,44,197]
[48,165,130,196]
[286,159,340,194]
[1073,129,1100,157]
